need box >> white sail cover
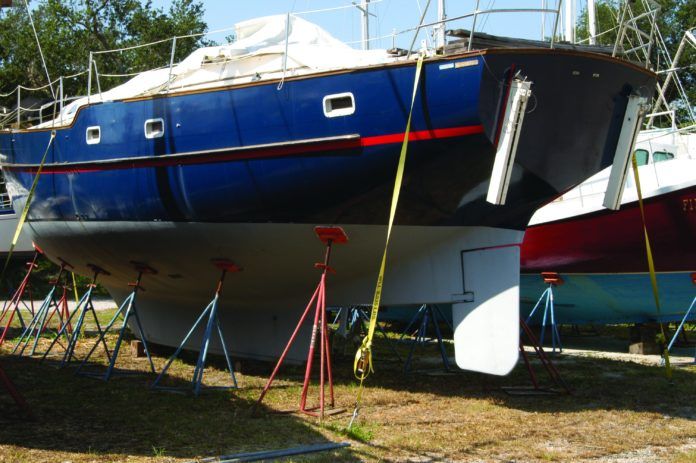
[41,15,394,128]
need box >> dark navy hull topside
[0,49,655,231]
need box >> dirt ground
[0,309,694,463]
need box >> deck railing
[0,1,661,131]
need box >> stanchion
[151,259,239,395]
[400,304,452,373]
[525,272,563,353]
[0,249,41,347]
[76,262,157,380]
[255,226,347,419]
[0,359,32,418]
[40,264,111,367]
[13,258,74,357]
[666,273,696,362]
[503,318,571,396]
[335,305,402,362]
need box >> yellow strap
[349,55,424,426]
[0,131,56,285]
[71,272,79,304]
[631,153,672,379]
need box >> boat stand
[666,273,696,362]
[12,259,74,357]
[0,250,41,347]
[152,259,239,395]
[525,272,563,353]
[0,359,32,418]
[256,226,348,419]
[503,318,571,396]
[400,304,452,373]
[40,264,111,368]
[336,306,402,363]
[76,263,157,380]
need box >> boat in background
[521,128,696,324]
[0,168,33,258]
[0,8,656,374]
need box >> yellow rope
[0,131,56,285]
[349,55,424,428]
[631,153,672,379]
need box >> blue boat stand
[75,263,157,380]
[400,304,453,373]
[666,275,696,363]
[12,259,74,357]
[40,264,112,367]
[525,272,563,354]
[333,305,402,363]
[151,259,239,395]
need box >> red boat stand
[12,258,75,357]
[0,359,32,418]
[0,249,41,347]
[503,318,571,396]
[256,226,348,419]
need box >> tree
[576,0,695,126]
[0,0,208,109]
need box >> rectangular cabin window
[86,126,101,145]
[323,93,355,118]
[634,149,649,166]
[652,151,674,163]
[144,118,165,139]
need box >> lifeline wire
[349,54,424,429]
[22,0,55,99]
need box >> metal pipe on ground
[189,442,350,463]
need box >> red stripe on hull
[13,124,485,175]
[520,185,696,274]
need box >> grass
[0,307,695,462]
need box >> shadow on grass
[0,350,360,461]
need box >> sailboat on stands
[521,27,696,326]
[0,6,655,375]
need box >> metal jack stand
[0,249,41,347]
[152,259,239,395]
[0,359,32,418]
[76,263,157,380]
[13,258,74,357]
[525,272,563,353]
[503,318,571,396]
[666,273,696,362]
[400,304,452,373]
[256,226,347,419]
[40,264,111,368]
[335,306,402,362]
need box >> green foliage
[576,0,695,125]
[0,0,208,108]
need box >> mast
[436,0,447,50]
[588,0,597,44]
[360,0,370,50]
[564,0,574,42]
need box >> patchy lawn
[0,309,694,462]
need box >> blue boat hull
[520,272,695,325]
[0,49,656,362]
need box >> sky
[148,0,586,50]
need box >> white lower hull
[26,221,523,368]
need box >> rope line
[348,54,424,429]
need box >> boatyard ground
[1,308,695,463]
